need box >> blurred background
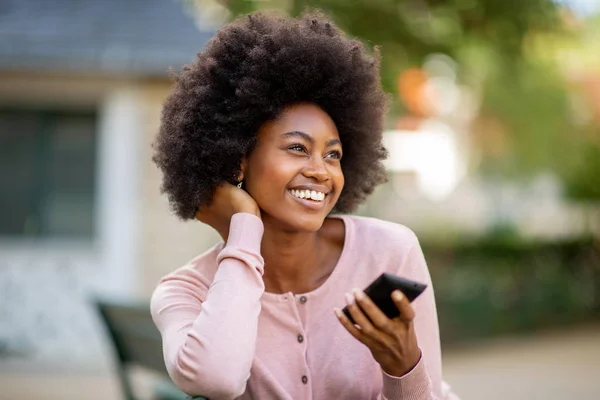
[0,0,599,399]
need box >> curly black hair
[153,10,389,220]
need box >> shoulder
[341,214,419,251]
[336,215,426,279]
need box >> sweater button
[299,296,307,304]
[297,334,304,343]
[301,375,308,384]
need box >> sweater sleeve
[150,213,265,400]
[378,232,460,400]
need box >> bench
[94,297,208,400]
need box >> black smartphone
[342,273,427,324]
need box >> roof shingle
[0,0,215,77]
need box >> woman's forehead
[261,103,340,141]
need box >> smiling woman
[150,9,459,400]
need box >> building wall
[135,82,221,297]
[0,72,222,369]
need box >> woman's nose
[302,156,329,181]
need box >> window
[0,109,97,239]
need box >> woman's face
[243,103,345,232]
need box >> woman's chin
[262,211,328,233]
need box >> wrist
[236,206,260,218]
[381,350,421,377]
[382,365,409,378]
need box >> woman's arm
[151,213,265,399]
[377,234,460,399]
[336,229,460,400]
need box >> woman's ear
[238,157,247,183]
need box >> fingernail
[393,290,403,301]
[333,308,342,318]
[352,288,365,300]
[344,292,354,306]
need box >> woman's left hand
[334,289,421,377]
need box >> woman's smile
[287,187,329,211]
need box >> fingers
[350,289,397,335]
[392,290,415,322]
[344,292,378,333]
[335,288,416,341]
[334,291,388,348]
[334,307,368,343]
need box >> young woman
[151,10,459,400]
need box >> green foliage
[478,60,574,178]
[424,238,600,343]
[560,135,600,201]
[220,0,600,201]
[223,0,562,97]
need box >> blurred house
[0,0,221,370]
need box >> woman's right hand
[195,182,261,240]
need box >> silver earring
[237,181,243,189]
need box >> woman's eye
[326,150,342,160]
[288,144,306,153]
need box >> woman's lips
[287,190,327,211]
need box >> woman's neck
[259,216,343,294]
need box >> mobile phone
[342,273,427,324]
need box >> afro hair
[153,10,389,220]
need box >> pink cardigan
[151,213,459,400]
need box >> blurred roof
[0,0,215,78]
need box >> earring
[237,181,243,189]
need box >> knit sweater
[151,213,460,400]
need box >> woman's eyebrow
[281,131,313,144]
[281,131,341,147]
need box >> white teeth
[290,189,326,202]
